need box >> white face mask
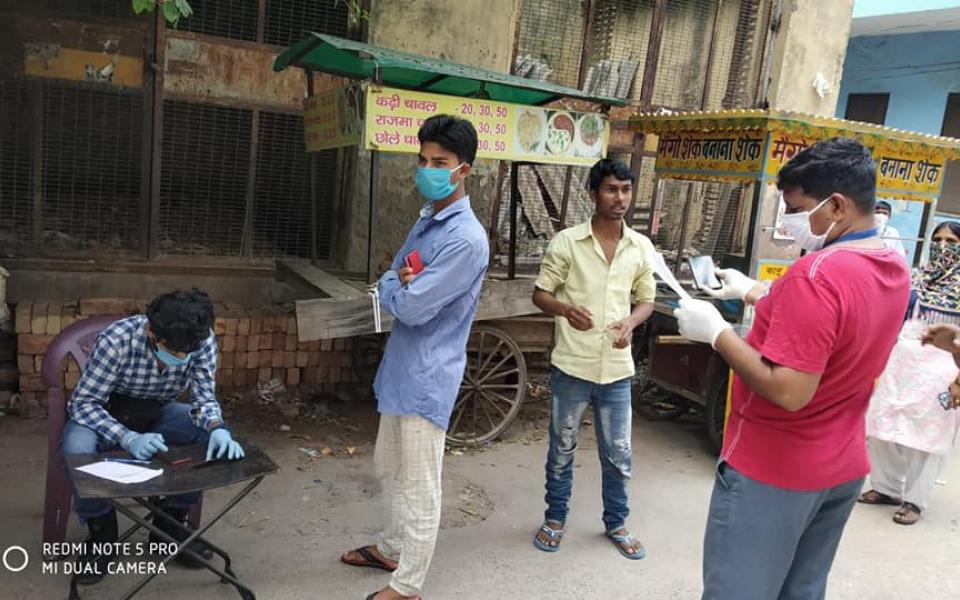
[780,196,836,252]
[875,213,889,232]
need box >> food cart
[272,34,625,445]
[626,109,960,451]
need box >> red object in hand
[404,250,424,275]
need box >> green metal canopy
[273,33,626,107]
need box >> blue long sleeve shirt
[374,197,489,430]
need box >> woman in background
[861,221,960,525]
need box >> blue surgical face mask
[415,163,464,202]
[155,345,191,367]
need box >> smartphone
[404,250,424,275]
[938,391,954,411]
[689,255,722,291]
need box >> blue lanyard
[825,227,878,248]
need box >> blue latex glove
[206,428,245,461]
[120,431,168,460]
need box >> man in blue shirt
[341,115,488,600]
[62,289,244,581]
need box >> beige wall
[752,0,855,268]
[338,0,522,273]
[766,0,855,115]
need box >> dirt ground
[2,379,960,599]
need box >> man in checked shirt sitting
[62,289,244,582]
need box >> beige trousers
[374,414,445,596]
[869,438,947,511]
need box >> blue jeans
[61,402,210,522]
[703,461,864,600]
[544,368,633,532]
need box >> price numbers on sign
[476,122,509,136]
[458,102,509,119]
[478,140,507,152]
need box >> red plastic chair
[42,315,201,544]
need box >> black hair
[588,158,637,192]
[776,137,876,214]
[876,200,892,212]
[146,289,214,353]
[933,221,960,240]
[418,115,478,165]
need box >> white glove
[674,298,732,348]
[703,268,760,301]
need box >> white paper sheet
[651,252,692,300]
[76,461,164,484]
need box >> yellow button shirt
[535,220,657,384]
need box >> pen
[103,458,151,465]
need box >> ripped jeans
[544,367,633,532]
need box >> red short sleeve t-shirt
[723,246,910,491]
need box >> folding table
[64,442,278,600]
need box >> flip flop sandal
[532,522,564,553]
[341,546,398,572]
[607,531,647,560]
[893,502,922,526]
[858,490,900,506]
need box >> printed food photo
[546,111,575,156]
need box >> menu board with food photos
[365,85,609,166]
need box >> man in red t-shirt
[675,138,910,600]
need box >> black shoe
[75,510,118,585]
[149,504,213,568]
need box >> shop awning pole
[508,162,519,280]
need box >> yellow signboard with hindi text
[303,83,363,152]
[653,130,766,181]
[364,85,609,166]
[764,132,947,202]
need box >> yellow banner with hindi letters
[653,130,765,180]
[364,85,609,166]
[764,131,947,202]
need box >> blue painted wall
[837,30,960,133]
[838,29,960,264]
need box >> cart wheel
[351,334,386,386]
[705,375,728,454]
[635,384,690,421]
[447,325,527,446]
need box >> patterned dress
[867,243,960,456]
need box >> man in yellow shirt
[531,158,656,560]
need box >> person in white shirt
[876,200,907,259]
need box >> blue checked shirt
[374,197,489,430]
[68,314,222,444]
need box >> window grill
[159,100,251,257]
[652,180,751,266]
[0,80,144,259]
[0,80,32,258]
[40,81,143,256]
[585,0,655,100]
[254,112,336,259]
[651,0,716,109]
[514,0,586,88]
[16,0,136,19]
[712,0,769,110]
[174,0,259,42]
[263,0,355,47]
[495,164,595,268]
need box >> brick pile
[14,298,354,406]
